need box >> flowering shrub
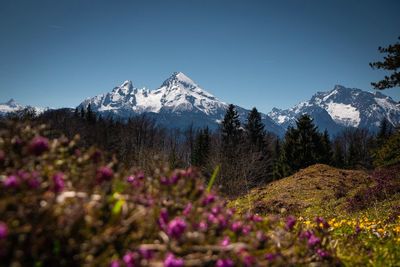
[347,165,400,211]
[0,123,340,266]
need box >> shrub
[0,123,341,266]
[347,165,400,211]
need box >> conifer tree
[319,129,333,164]
[370,37,400,90]
[244,107,265,150]
[283,115,323,172]
[192,127,211,167]
[221,104,241,150]
[332,140,345,168]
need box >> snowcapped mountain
[268,85,400,135]
[79,72,285,135]
[0,99,45,116]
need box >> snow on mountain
[79,72,285,136]
[268,85,400,134]
[0,99,45,116]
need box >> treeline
[1,104,398,196]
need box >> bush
[347,165,400,211]
[0,123,341,266]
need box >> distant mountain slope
[79,72,285,136]
[0,99,45,116]
[268,85,400,134]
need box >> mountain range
[1,72,399,136]
[268,85,400,135]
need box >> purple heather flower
[221,236,230,247]
[202,193,216,206]
[0,222,8,239]
[127,176,135,183]
[123,251,138,267]
[198,221,208,231]
[136,171,145,179]
[169,174,180,184]
[109,260,120,267]
[52,172,65,193]
[242,225,251,235]
[139,248,153,260]
[285,215,296,231]
[3,175,19,188]
[160,176,170,185]
[211,206,221,215]
[183,203,192,216]
[256,231,267,242]
[316,248,330,259]
[355,225,361,234]
[231,221,243,233]
[216,258,234,267]
[97,166,113,183]
[307,234,321,247]
[164,253,184,267]
[167,217,187,239]
[315,217,330,229]
[217,214,228,228]
[243,255,255,267]
[29,136,49,156]
[127,176,142,187]
[158,208,169,229]
[265,253,278,261]
[28,176,40,189]
[207,213,218,225]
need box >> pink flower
[265,253,278,261]
[3,175,19,188]
[285,216,296,231]
[256,231,267,242]
[231,221,243,233]
[158,208,169,229]
[198,221,208,231]
[183,203,192,216]
[221,236,230,247]
[316,248,330,259]
[0,222,8,239]
[123,251,137,267]
[307,234,321,247]
[109,260,120,267]
[29,136,49,156]
[164,253,184,267]
[202,193,216,206]
[315,217,330,229]
[167,217,187,239]
[52,172,65,193]
[216,258,234,267]
[243,255,255,267]
[127,175,141,187]
[242,225,251,235]
[139,248,153,260]
[96,166,113,183]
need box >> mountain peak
[6,98,18,106]
[120,80,133,89]
[162,72,197,88]
[333,84,346,91]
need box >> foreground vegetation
[0,123,342,266]
[232,164,400,266]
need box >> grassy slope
[230,164,400,266]
[231,164,372,217]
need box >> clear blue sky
[0,0,399,113]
